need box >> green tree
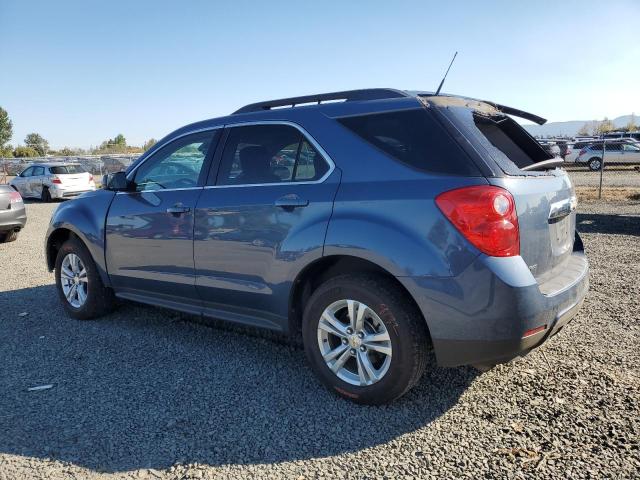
[0,145,13,158]
[113,134,126,146]
[24,132,49,156]
[595,118,615,135]
[577,123,591,136]
[143,138,157,150]
[13,146,39,157]
[0,107,13,148]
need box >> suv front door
[13,166,34,197]
[105,129,220,306]
[193,123,339,329]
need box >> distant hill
[523,115,635,138]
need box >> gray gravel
[0,199,638,479]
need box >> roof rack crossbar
[233,88,409,114]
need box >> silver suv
[10,163,96,201]
[575,141,640,170]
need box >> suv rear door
[193,122,339,329]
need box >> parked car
[0,185,26,242]
[10,163,96,201]
[575,141,640,170]
[45,89,588,404]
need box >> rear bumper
[50,186,96,199]
[0,206,27,232]
[399,244,589,368]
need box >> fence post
[598,139,606,199]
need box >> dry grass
[575,186,640,202]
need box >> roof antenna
[435,51,458,96]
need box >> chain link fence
[0,155,139,184]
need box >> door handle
[274,194,309,210]
[166,204,191,215]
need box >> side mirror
[102,171,131,191]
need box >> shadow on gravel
[0,285,477,473]
[576,212,640,237]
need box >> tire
[0,230,19,243]
[55,238,115,320]
[302,274,429,405]
[41,187,52,202]
[588,157,602,171]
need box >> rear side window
[337,109,480,176]
[50,165,86,174]
[216,124,330,185]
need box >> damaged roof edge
[418,94,547,125]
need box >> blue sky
[1,0,639,149]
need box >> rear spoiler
[419,94,548,125]
[483,102,547,125]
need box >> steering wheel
[172,177,197,188]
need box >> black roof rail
[233,88,410,114]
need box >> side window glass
[294,140,327,181]
[134,131,216,192]
[216,124,330,186]
[33,166,44,176]
[21,167,33,177]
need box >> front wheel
[55,238,115,319]
[588,157,602,171]
[302,274,429,404]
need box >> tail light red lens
[51,177,62,184]
[89,174,94,182]
[9,191,23,204]
[435,185,520,257]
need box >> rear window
[337,109,480,176]
[49,165,86,174]
[420,96,552,175]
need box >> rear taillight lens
[9,191,23,204]
[89,174,94,182]
[435,185,520,257]
[51,177,62,184]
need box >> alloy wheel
[317,299,392,386]
[60,253,88,308]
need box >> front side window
[623,143,640,152]
[216,124,329,186]
[134,131,217,192]
[20,167,34,177]
[32,166,44,176]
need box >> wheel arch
[288,254,430,342]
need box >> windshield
[49,165,86,174]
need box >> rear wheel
[302,274,429,404]
[41,187,52,202]
[588,157,602,171]
[0,230,19,243]
[55,238,115,319]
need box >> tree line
[577,115,637,136]
[0,106,156,158]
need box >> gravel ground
[0,200,638,479]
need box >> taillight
[435,185,520,257]
[89,174,94,182]
[52,177,62,184]
[9,191,23,204]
